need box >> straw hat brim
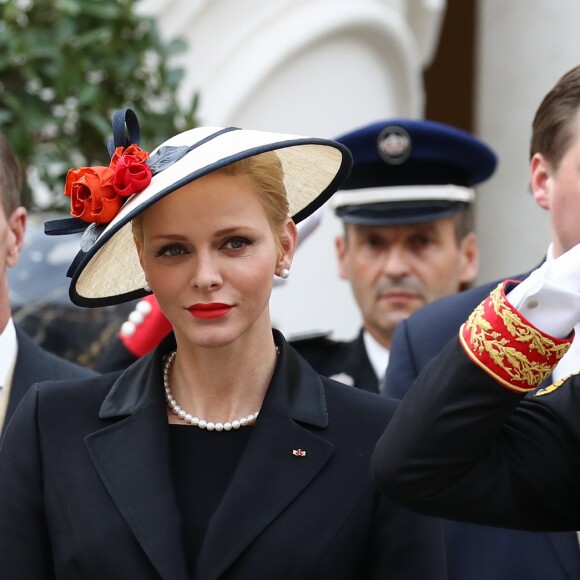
[70,126,352,307]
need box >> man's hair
[530,65,580,169]
[0,132,23,217]
[452,204,475,244]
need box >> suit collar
[85,404,189,580]
[99,330,329,429]
[98,333,175,419]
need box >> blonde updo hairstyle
[132,151,290,250]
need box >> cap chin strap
[330,184,475,208]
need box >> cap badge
[377,125,411,165]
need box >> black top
[169,425,252,573]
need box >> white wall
[475,1,580,281]
[139,0,446,339]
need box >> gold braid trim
[459,282,572,393]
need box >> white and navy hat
[46,109,352,307]
[331,119,497,225]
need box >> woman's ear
[277,218,298,270]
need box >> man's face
[336,218,478,348]
[532,119,580,257]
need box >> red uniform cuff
[459,281,573,393]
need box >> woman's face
[135,171,294,350]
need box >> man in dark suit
[383,65,580,579]
[0,132,95,434]
[292,119,496,392]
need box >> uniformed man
[291,119,497,392]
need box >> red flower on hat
[110,144,152,197]
[65,144,152,224]
[65,166,119,224]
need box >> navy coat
[3,327,96,433]
[0,332,445,579]
[383,271,580,580]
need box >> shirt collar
[0,318,17,386]
[362,330,390,382]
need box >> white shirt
[0,318,17,389]
[363,330,390,388]
[544,246,580,381]
[507,242,580,381]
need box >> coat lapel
[195,334,334,580]
[84,344,190,580]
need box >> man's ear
[6,207,27,269]
[530,153,553,210]
[457,231,479,286]
[335,234,350,280]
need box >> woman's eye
[224,237,252,250]
[157,245,186,257]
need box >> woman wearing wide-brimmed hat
[0,110,445,579]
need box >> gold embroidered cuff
[459,281,573,393]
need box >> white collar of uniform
[0,318,17,386]
[362,330,390,382]
[546,243,580,382]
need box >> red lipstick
[188,303,233,319]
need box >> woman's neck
[166,327,278,424]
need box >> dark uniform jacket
[380,272,580,580]
[374,338,580,530]
[0,331,445,579]
[291,330,379,393]
[3,326,96,434]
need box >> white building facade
[139,0,579,341]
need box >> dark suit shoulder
[321,375,397,430]
[290,332,348,354]
[290,333,353,369]
[16,327,97,381]
[33,372,117,408]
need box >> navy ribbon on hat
[45,108,144,238]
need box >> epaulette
[535,370,580,397]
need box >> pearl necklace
[163,350,265,431]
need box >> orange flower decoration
[65,144,152,224]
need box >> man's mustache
[374,277,425,299]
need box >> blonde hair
[133,151,290,247]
